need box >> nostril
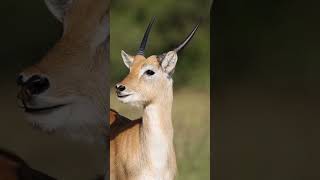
[16,75,24,86]
[25,75,50,95]
[116,84,126,92]
[119,85,126,92]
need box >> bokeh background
[213,0,320,179]
[110,0,211,180]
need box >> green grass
[111,88,210,180]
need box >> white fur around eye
[143,70,156,80]
[139,65,156,78]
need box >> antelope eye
[145,70,155,76]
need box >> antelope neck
[140,88,174,173]
[142,100,173,138]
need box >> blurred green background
[110,0,211,180]
[213,0,320,180]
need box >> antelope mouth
[21,103,67,114]
[25,104,66,113]
[117,94,131,98]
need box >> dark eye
[145,70,155,76]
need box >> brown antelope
[0,148,56,180]
[110,17,199,180]
[16,0,111,142]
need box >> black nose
[17,74,50,95]
[115,84,126,92]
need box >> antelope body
[110,18,199,180]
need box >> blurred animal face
[17,43,107,139]
[16,0,109,141]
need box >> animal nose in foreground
[16,74,50,95]
[115,84,126,92]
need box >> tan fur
[16,1,133,179]
[111,55,177,180]
[18,0,111,140]
[63,0,110,43]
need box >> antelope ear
[91,0,110,47]
[44,0,72,22]
[161,51,178,75]
[121,50,134,68]
[92,12,109,48]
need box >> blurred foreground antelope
[110,17,199,180]
[17,0,110,142]
[14,0,118,179]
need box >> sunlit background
[110,0,211,180]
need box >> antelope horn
[173,23,200,53]
[137,17,156,56]
[157,23,199,62]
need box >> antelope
[15,1,134,179]
[110,17,199,180]
[0,148,56,180]
[16,0,110,142]
[15,0,133,144]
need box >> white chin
[24,102,103,143]
[117,94,144,107]
[25,105,70,133]
[117,94,136,103]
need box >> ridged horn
[137,17,156,56]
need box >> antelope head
[16,0,109,142]
[115,17,199,107]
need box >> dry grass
[110,88,210,180]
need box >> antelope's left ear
[161,51,178,75]
[121,50,134,68]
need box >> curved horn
[137,17,156,56]
[173,23,200,53]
